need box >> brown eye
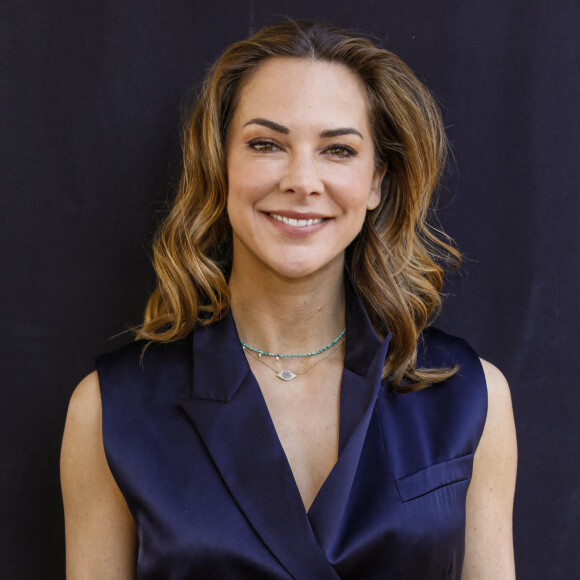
[248,140,280,152]
[326,145,357,157]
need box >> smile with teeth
[268,213,326,227]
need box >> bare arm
[462,359,517,579]
[61,372,137,579]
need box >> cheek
[228,160,277,203]
[226,169,254,211]
[333,174,377,213]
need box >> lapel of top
[178,275,390,577]
[178,311,340,580]
[306,280,391,558]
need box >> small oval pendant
[277,370,297,381]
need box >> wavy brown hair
[137,20,460,392]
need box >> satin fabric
[98,282,487,579]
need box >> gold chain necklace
[244,334,345,381]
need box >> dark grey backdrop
[2,0,578,577]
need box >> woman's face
[226,57,383,281]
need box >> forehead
[232,57,370,129]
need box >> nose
[279,150,324,197]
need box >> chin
[267,255,343,282]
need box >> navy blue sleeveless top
[97,282,487,579]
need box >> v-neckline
[180,276,391,572]
[243,354,343,514]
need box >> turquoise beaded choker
[240,328,346,381]
[240,328,346,359]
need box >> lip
[263,210,331,234]
[266,209,329,220]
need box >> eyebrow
[320,127,364,139]
[243,118,289,134]
[243,118,364,140]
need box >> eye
[247,140,281,152]
[325,144,357,157]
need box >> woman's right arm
[61,372,137,579]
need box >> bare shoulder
[477,358,517,495]
[61,372,104,493]
[61,372,137,579]
[478,360,518,473]
[461,359,517,579]
[64,371,102,434]
[480,358,512,407]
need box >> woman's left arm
[462,359,518,579]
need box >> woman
[61,20,517,579]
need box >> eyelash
[247,139,280,152]
[247,140,357,157]
[325,144,357,157]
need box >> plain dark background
[2,0,579,577]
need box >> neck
[228,261,346,355]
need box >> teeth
[269,213,325,227]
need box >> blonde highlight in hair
[137,20,460,392]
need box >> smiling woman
[61,20,516,580]
[226,57,382,282]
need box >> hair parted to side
[137,20,460,392]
